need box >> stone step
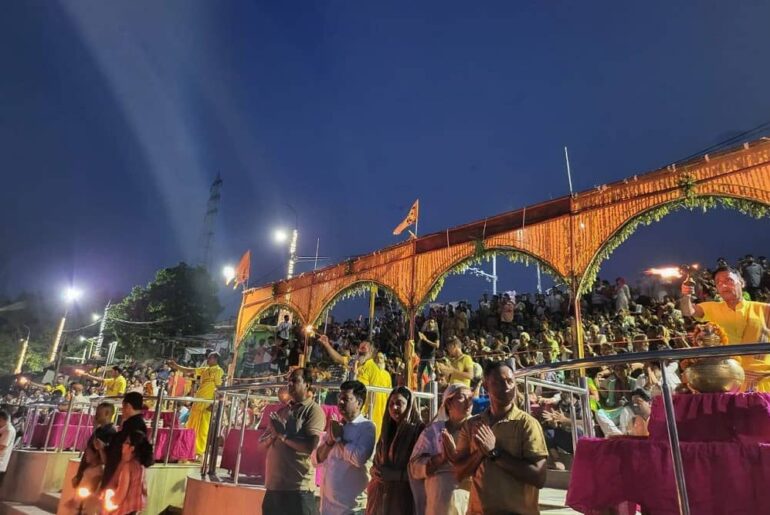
[0,501,54,515]
[539,487,579,514]
[36,493,59,514]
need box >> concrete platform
[182,476,266,515]
[540,488,579,514]
[58,459,199,515]
[0,450,78,505]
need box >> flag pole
[414,202,419,238]
[564,146,574,195]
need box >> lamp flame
[644,267,683,280]
[104,489,118,511]
[77,487,90,499]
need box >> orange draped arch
[236,139,770,345]
[415,245,567,309]
[311,279,408,325]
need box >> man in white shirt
[312,380,376,515]
[276,315,292,344]
[0,410,17,485]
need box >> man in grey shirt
[262,367,325,515]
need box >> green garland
[578,195,770,295]
[474,238,486,259]
[420,249,565,308]
[314,281,407,325]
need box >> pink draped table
[220,403,341,479]
[567,438,770,515]
[567,393,770,515]
[154,427,195,461]
[647,392,770,443]
[27,412,93,450]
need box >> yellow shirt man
[447,353,475,387]
[348,356,392,439]
[698,300,770,391]
[104,375,127,397]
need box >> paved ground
[540,488,580,514]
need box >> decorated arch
[312,279,409,326]
[419,245,567,308]
[236,139,770,355]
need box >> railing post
[429,379,438,420]
[72,402,88,453]
[660,359,690,515]
[523,377,531,415]
[44,406,56,451]
[22,406,38,448]
[568,395,579,455]
[165,400,177,465]
[579,376,594,438]
[207,395,226,477]
[151,387,165,448]
[233,390,250,485]
[57,398,75,452]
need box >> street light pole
[50,309,69,362]
[15,325,30,374]
[287,228,298,279]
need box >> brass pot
[685,358,745,393]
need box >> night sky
[2,1,770,317]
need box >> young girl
[104,430,154,515]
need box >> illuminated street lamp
[222,265,236,285]
[50,286,83,363]
[273,227,299,279]
[91,313,101,322]
[273,229,289,244]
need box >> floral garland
[314,281,407,325]
[420,249,565,308]
[678,172,697,204]
[578,195,770,295]
[691,322,729,346]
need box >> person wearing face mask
[317,336,392,438]
[682,265,770,391]
[365,386,425,515]
[409,383,473,515]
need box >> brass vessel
[684,330,745,393]
[685,358,745,393]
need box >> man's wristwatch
[487,448,500,461]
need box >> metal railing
[513,342,770,515]
[17,389,214,464]
[201,379,438,485]
[518,376,594,453]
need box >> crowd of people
[262,362,546,515]
[1,254,769,513]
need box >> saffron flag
[234,250,251,288]
[392,199,419,236]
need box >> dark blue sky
[2,1,770,317]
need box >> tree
[107,263,222,359]
[0,292,60,375]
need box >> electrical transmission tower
[198,173,223,271]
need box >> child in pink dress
[103,430,154,515]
